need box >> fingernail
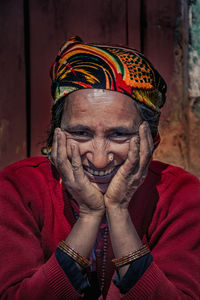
[55,128,59,135]
[71,144,75,151]
[134,138,140,147]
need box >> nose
[86,139,111,169]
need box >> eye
[109,132,132,142]
[69,131,92,140]
[110,132,127,137]
[72,131,89,136]
[108,131,139,143]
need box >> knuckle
[143,121,149,129]
[126,159,139,172]
[141,174,146,182]
[118,168,128,180]
[57,158,64,168]
[133,174,140,183]
[126,168,136,178]
[71,161,80,171]
[133,172,146,185]
[76,185,83,193]
[133,170,144,181]
[144,150,152,160]
[128,153,139,164]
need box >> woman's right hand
[50,128,105,218]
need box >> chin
[92,182,109,194]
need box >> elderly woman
[0,37,200,300]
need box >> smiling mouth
[83,165,120,183]
[84,166,115,176]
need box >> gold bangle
[112,244,150,268]
[58,240,91,269]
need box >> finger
[56,129,74,181]
[145,122,154,154]
[118,135,140,177]
[71,143,86,182]
[138,121,153,174]
[50,128,59,163]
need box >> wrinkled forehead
[64,88,140,112]
[61,89,142,128]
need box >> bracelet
[112,244,150,268]
[57,240,91,269]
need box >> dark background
[0,0,199,177]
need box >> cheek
[110,142,130,161]
[65,135,130,162]
[64,134,76,158]
[65,135,91,159]
[77,142,93,161]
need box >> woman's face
[61,89,142,193]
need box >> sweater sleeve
[107,169,200,299]
[0,167,83,300]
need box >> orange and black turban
[50,36,167,112]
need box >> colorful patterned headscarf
[50,36,167,112]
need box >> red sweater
[0,157,200,299]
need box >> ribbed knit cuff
[42,254,81,300]
[121,262,164,300]
[55,248,89,293]
[113,254,153,293]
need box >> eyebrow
[109,126,138,134]
[61,124,91,131]
[62,124,139,134]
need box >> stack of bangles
[112,244,150,268]
[58,240,91,269]
[58,241,150,269]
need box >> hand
[104,122,153,209]
[50,128,105,217]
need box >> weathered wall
[154,0,200,178]
[153,0,190,171]
[188,0,200,177]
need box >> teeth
[85,167,115,176]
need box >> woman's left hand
[104,121,154,209]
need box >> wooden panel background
[0,0,199,177]
[0,0,26,167]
